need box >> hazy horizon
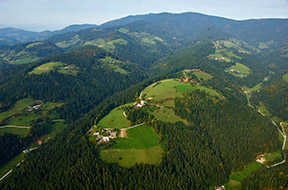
[1,0,288,32]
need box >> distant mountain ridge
[0,24,98,45]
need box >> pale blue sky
[0,0,288,31]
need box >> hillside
[0,12,288,189]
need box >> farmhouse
[256,155,266,164]
[103,137,110,142]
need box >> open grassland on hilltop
[98,108,130,129]
[225,62,251,78]
[100,125,163,167]
[29,62,65,75]
[192,70,213,81]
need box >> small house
[103,137,110,142]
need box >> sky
[0,0,288,31]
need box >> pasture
[225,62,251,78]
[29,62,65,75]
[152,106,187,124]
[0,127,29,137]
[111,125,159,149]
[0,98,34,122]
[98,108,130,129]
[100,145,163,168]
[283,74,288,83]
[192,70,213,81]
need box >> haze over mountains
[1,12,287,46]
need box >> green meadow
[226,62,251,78]
[29,62,65,75]
[98,107,130,129]
[283,74,288,83]
[192,70,213,81]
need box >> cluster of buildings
[135,100,146,108]
[93,128,117,143]
[214,185,225,190]
[27,104,41,111]
[256,154,266,164]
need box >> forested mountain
[0,24,98,45]
[0,12,287,189]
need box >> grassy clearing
[101,145,163,168]
[0,98,34,122]
[112,125,159,149]
[83,39,106,46]
[0,153,24,184]
[2,101,63,126]
[26,42,44,48]
[142,37,155,44]
[162,99,175,108]
[265,150,282,162]
[100,38,128,52]
[193,70,213,81]
[13,57,39,65]
[29,62,65,75]
[98,108,130,129]
[225,62,251,78]
[154,36,164,42]
[0,127,29,137]
[118,28,129,33]
[107,64,128,74]
[55,35,81,48]
[176,84,220,97]
[152,107,186,124]
[142,79,184,101]
[258,102,272,117]
[226,161,262,189]
[283,74,288,83]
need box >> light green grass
[162,99,175,108]
[225,62,251,78]
[142,37,155,44]
[193,70,213,80]
[152,107,186,123]
[55,35,81,48]
[258,102,272,117]
[142,79,184,101]
[265,150,282,162]
[26,42,44,48]
[0,153,24,184]
[100,38,128,52]
[107,64,128,74]
[98,108,130,129]
[100,145,163,168]
[154,36,164,42]
[283,74,288,83]
[176,84,220,97]
[0,98,34,122]
[226,161,262,189]
[83,39,106,46]
[13,57,39,65]
[118,28,129,33]
[0,127,29,137]
[29,62,65,75]
[112,125,159,149]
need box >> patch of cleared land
[226,161,262,189]
[142,79,220,123]
[225,62,251,78]
[142,37,156,44]
[283,74,288,83]
[55,35,81,48]
[100,38,127,52]
[0,127,29,137]
[0,153,24,184]
[101,125,163,167]
[98,108,130,129]
[83,38,106,46]
[101,145,163,168]
[29,62,65,75]
[192,70,213,81]
[13,57,39,65]
[258,102,272,117]
[118,28,129,33]
[0,98,34,122]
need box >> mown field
[0,127,29,137]
[100,125,163,167]
[225,62,251,78]
[192,70,213,81]
[29,62,65,75]
[97,107,130,129]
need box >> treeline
[241,161,288,189]
[251,74,288,120]
[0,46,147,122]
[1,81,282,189]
